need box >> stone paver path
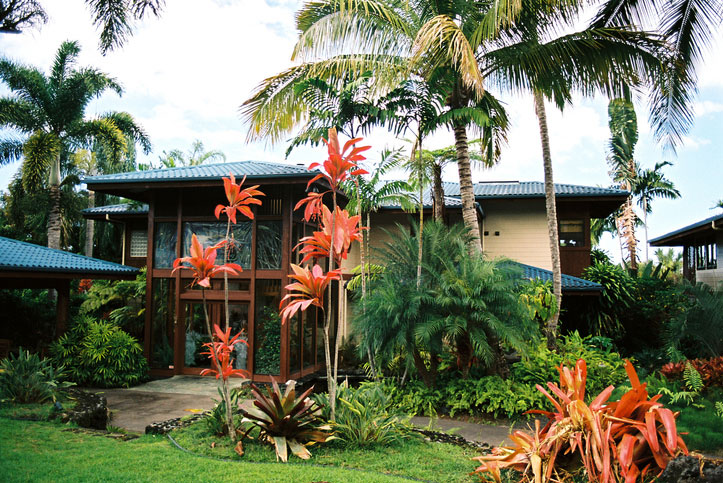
[94,376,517,446]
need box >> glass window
[560,220,585,247]
[696,244,707,270]
[150,278,175,369]
[257,220,282,269]
[710,243,718,270]
[184,303,211,368]
[183,221,252,268]
[254,279,282,375]
[228,304,249,370]
[303,310,315,369]
[129,229,148,258]
[289,313,301,374]
[154,222,177,269]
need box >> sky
[0,0,721,261]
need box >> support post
[55,279,70,337]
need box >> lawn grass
[670,397,723,455]
[0,416,481,482]
[171,419,481,482]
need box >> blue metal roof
[82,203,149,215]
[649,212,723,246]
[378,192,464,210]
[513,262,602,292]
[0,236,139,276]
[85,160,315,185]
[442,181,627,199]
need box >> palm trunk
[417,137,424,289]
[84,190,95,257]
[47,184,62,250]
[453,123,482,254]
[643,199,649,262]
[432,162,445,222]
[533,91,562,350]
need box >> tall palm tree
[632,161,680,260]
[0,40,151,250]
[244,0,516,253]
[157,140,225,168]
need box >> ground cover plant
[0,418,413,483]
[171,416,481,482]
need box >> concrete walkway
[94,376,516,446]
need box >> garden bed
[169,419,483,482]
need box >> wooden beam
[56,280,70,337]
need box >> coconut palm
[157,140,225,168]
[0,40,151,250]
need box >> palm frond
[100,111,152,154]
[49,40,81,89]
[0,58,51,109]
[0,137,25,165]
[21,130,60,189]
[411,15,485,100]
[0,97,42,133]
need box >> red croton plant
[280,127,367,420]
[473,359,688,483]
[173,173,264,443]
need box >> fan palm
[0,40,151,250]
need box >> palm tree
[0,40,151,250]
[632,161,680,261]
[713,199,723,210]
[0,0,46,33]
[0,1,164,53]
[157,140,225,168]
[244,0,515,252]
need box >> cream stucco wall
[480,199,551,269]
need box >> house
[650,212,723,290]
[83,161,627,381]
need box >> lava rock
[657,455,723,483]
[60,389,109,430]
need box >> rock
[145,413,206,435]
[59,388,109,430]
[657,455,723,483]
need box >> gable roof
[0,236,139,278]
[513,262,601,292]
[378,192,464,210]
[649,212,723,246]
[85,160,315,185]
[442,181,627,199]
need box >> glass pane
[254,280,282,375]
[154,222,177,269]
[257,220,282,269]
[150,278,175,369]
[559,220,585,247]
[184,303,211,368]
[317,306,324,363]
[130,229,148,258]
[183,222,251,268]
[228,304,249,370]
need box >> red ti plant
[283,127,368,420]
[215,173,264,331]
[173,173,263,442]
[280,264,342,324]
[473,359,688,483]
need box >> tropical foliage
[0,40,151,249]
[0,348,72,403]
[50,316,148,388]
[240,380,333,461]
[473,359,688,483]
[354,221,535,387]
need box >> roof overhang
[650,214,723,247]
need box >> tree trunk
[411,345,436,389]
[643,199,649,262]
[84,190,95,257]
[453,123,482,254]
[432,162,445,222]
[47,184,62,250]
[533,91,562,350]
[417,137,424,289]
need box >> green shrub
[664,282,723,359]
[205,386,246,436]
[313,382,414,447]
[0,348,73,403]
[512,332,628,398]
[252,307,280,375]
[79,269,146,340]
[50,317,148,387]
